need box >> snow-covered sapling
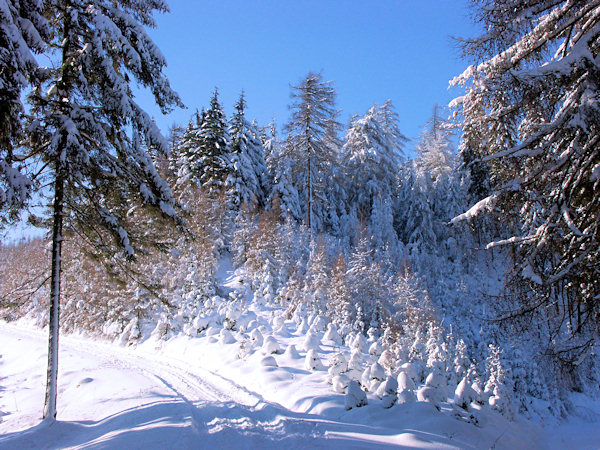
[368,340,384,357]
[303,330,322,352]
[193,315,210,334]
[262,336,281,354]
[417,371,448,408]
[327,352,349,383]
[151,318,170,340]
[351,333,368,353]
[454,377,477,410]
[332,374,351,394]
[397,371,417,392]
[205,327,220,337]
[378,350,395,375]
[298,318,309,334]
[323,323,342,346]
[305,349,324,371]
[399,362,418,383]
[362,362,385,392]
[376,376,399,408]
[250,328,264,347]
[345,380,368,410]
[219,329,236,345]
[283,344,301,359]
[367,327,379,343]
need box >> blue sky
[139,0,479,151]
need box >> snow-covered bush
[345,380,368,410]
[262,336,281,354]
[323,323,342,346]
[376,376,399,408]
[305,349,324,371]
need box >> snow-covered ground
[1,264,599,449]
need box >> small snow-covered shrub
[362,362,385,392]
[281,344,300,359]
[417,372,448,408]
[262,335,281,354]
[454,377,476,410]
[219,328,236,344]
[376,376,399,408]
[328,352,349,379]
[324,323,342,345]
[369,340,383,357]
[378,350,395,374]
[205,326,220,337]
[151,318,170,340]
[345,380,368,410]
[348,349,366,370]
[351,333,368,353]
[298,318,309,334]
[250,328,264,347]
[305,349,324,371]
[397,388,417,405]
[398,371,417,392]
[399,362,418,383]
[303,331,321,352]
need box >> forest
[1,0,598,433]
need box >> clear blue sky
[139,0,479,151]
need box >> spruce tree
[228,92,266,209]
[196,89,230,195]
[24,0,183,420]
[343,101,407,245]
[170,111,202,189]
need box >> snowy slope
[1,260,599,449]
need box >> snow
[1,263,600,449]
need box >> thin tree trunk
[307,154,312,229]
[44,5,72,420]
[43,166,65,421]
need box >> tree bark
[43,166,65,421]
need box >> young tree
[416,104,455,182]
[285,72,341,230]
[343,101,407,245]
[451,0,600,357]
[170,111,202,189]
[25,0,182,420]
[196,89,230,195]
[228,92,267,209]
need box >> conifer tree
[451,0,600,353]
[24,0,182,420]
[228,92,267,209]
[196,89,230,195]
[170,111,202,189]
[344,101,407,246]
[285,72,341,230]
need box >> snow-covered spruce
[345,380,368,410]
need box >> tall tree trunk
[44,5,72,420]
[307,154,312,229]
[43,166,65,420]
